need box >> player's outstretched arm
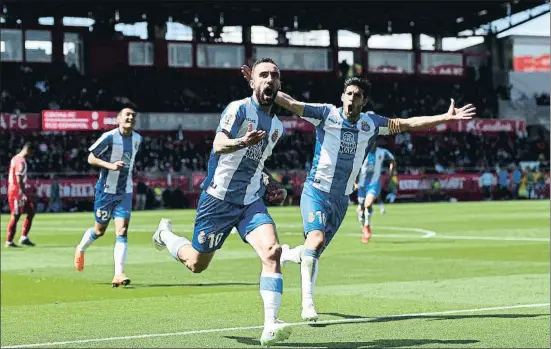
[213,124,266,155]
[240,65,306,116]
[88,153,124,171]
[395,99,475,132]
[274,91,306,117]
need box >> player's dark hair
[23,141,34,151]
[343,77,370,98]
[118,102,138,114]
[252,57,279,71]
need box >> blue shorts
[94,191,133,225]
[358,182,382,203]
[300,183,349,249]
[192,191,275,253]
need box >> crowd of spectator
[1,126,548,180]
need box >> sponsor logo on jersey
[339,131,357,154]
[245,139,265,163]
[122,152,132,166]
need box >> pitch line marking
[2,303,549,348]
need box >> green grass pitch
[1,200,549,348]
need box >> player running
[356,145,396,243]
[73,105,142,288]
[5,142,35,248]
[151,58,292,346]
[241,65,476,322]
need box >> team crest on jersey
[339,131,357,154]
[271,129,279,143]
[198,231,207,244]
[361,121,370,132]
[308,212,315,223]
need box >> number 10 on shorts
[208,232,224,249]
[309,211,327,226]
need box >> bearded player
[151,58,292,346]
[73,105,142,288]
[5,142,35,248]
[241,65,476,322]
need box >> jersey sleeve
[384,149,395,160]
[88,133,112,159]
[217,102,246,138]
[370,114,402,136]
[301,103,333,126]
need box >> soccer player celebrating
[151,58,291,346]
[73,105,142,288]
[356,145,396,243]
[241,66,476,322]
[5,142,35,248]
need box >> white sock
[281,244,303,264]
[301,248,320,307]
[357,205,365,225]
[379,202,385,212]
[160,230,191,261]
[259,272,283,325]
[364,207,372,227]
[114,235,128,275]
[77,227,99,252]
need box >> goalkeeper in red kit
[5,142,36,248]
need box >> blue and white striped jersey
[88,128,142,195]
[302,103,391,196]
[358,147,395,187]
[201,97,285,205]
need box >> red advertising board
[513,54,550,72]
[0,113,41,131]
[26,111,527,135]
[0,176,189,199]
[417,119,526,134]
[42,110,119,131]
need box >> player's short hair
[343,77,370,98]
[252,57,279,72]
[23,142,34,151]
[118,102,137,114]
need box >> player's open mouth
[264,87,274,96]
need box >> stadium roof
[2,0,547,37]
